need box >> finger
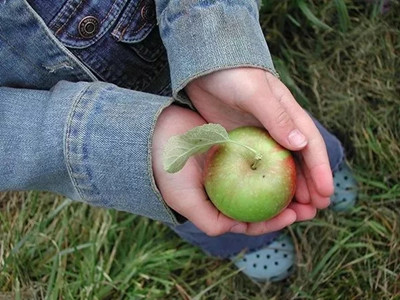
[242,208,297,236]
[302,159,331,209]
[239,73,308,151]
[294,156,311,204]
[288,202,317,221]
[301,138,334,197]
[265,72,334,198]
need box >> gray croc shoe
[232,234,295,282]
[330,161,358,211]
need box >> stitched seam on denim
[124,22,149,38]
[65,84,92,201]
[122,23,154,42]
[159,1,258,24]
[119,0,145,38]
[112,0,156,42]
[101,0,121,26]
[54,0,85,35]
[0,32,44,74]
[112,0,138,39]
[49,0,81,31]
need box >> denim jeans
[1,0,344,258]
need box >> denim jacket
[0,0,276,224]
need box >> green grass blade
[274,57,311,107]
[334,0,351,32]
[297,0,333,31]
[192,268,241,300]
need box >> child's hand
[185,67,334,212]
[152,105,317,236]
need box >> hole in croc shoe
[344,176,348,180]
[274,249,278,253]
[253,263,257,268]
[282,243,286,247]
[342,198,347,202]
[275,261,279,266]
[336,183,340,187]
[256,254,260,258]
[243,258,247,262]
[264,265,267,270]
[284,254,288,258]
[266,255,271,259]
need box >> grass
[1,0,399,299]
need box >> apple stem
[228,140,263,170]
[251,154,263,170]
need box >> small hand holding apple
[185,67,334,218]
[152,105,298,236]
[164,124,297,222]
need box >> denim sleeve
[155,0,278,100]
[0,81,181,225]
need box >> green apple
[203,126,296,222]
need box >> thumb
[241,75,308,151]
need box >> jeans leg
[169,221,281,258]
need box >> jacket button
[78,16,99,38]
[141,5,156,22]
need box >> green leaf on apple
[163,123,262,173]
[163,124,230,173]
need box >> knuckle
[275,108,292,129]
[275,88,289,101]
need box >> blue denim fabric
[0,0,345,258]
[27,0,172,95]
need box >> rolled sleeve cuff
[158,1,278,100]
[62,81,179,224]
[0,81,180,225]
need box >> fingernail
[288,129,307,148]
[230,223,246,234]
